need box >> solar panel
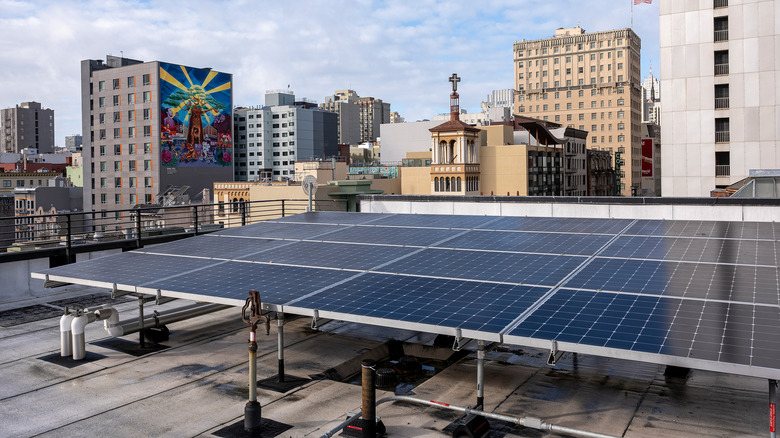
[31,211,780,380]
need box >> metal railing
[714,63,729,76]
[0,199,347,258]
[715,97,730,109]
[714,29,729,42]
[716,165,731,176]
[715,131,730,143]
[714,0,728,8]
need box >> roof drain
[320,396,619,438]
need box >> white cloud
[0,0,660,144]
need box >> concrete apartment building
[660,0,780,196]
[358,96,391,143]
[65,134,82,150]
[1,102,55,154]
[81,55,233,214]
[319,90,361,145]
[514,26,642,196]
[233,91,338,181]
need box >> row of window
[518,39,625,58]
[96,142,153,156]
[519,63,625,79]
[96,109,151,124]
[241,111,295,120]
[97,192,153,205]
[519,53,623,70]
[97,126,152,140]
[96,159,153,172]
[95,176,152,188]
[2,179,44,188]
[96,75,151,92]
[522,75,625,89]
[96,92,152,108]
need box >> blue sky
[0,0,660,147]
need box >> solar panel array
[34,211,780,379]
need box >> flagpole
[631,0,634,28]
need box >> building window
[715,118,730,142]
[113,128,121,139]
[100,161,107,172]
[144,160,152,170]
[114,161,121,171]
[617,110,625,118]
[128,110,136,121]
[143,91,151,103]
[144,177,152,188]
[127,93,136,104]
[130,194,137,205]
[128,143,136,154]
[715,84,729,109]
[100,193,107,204]
[145,194,152,203]
[113,95,120,106]
[99,145,106,156]
[142,74,150,86]
[143,126,151,137]
[113,78,120,90]
[114,144,121,155]
[128,127,136,138]
[129,177,136,188]
[99,97,106,108]
[114,177,122,188]
[115,194,121,204]
[127,76,135,88]
[100,177,107,188]
[98,81,106,91]
[129,160,136,171]
[144,143,152,154]
[714,16,729,41]
[143,108,150,120]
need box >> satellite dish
[302,175,318,212]
[302,175,318,196]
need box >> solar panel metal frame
[32,211,780,380]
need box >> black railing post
[66,213,73,263]
[241,201,247,227]
[135,207,143,248]
[281,200,285,217]
[193,206,199,235]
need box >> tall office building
[1,102,55,153]
[81,55,233,214]
[233,91,338,181]
[660,0,780,196]
[65,134,83,150]
[641,67,661,125]
[358,97,391,143]
[514,26,642,196]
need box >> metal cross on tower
[449,73,461,92]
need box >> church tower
[429,74,481,195]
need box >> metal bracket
[311,310,319,330]
[153,310,160,328]
[547,339,564,365]
[111,283,118,299]
[155,289,162,306]
[452,329,473,351]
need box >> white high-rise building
[660,0,780,196]
[641,66,661,125]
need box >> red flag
[634,0,652,4]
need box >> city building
[13,178,82,242]
[514,26,642,196]
[379,120,442,164]
[485,89,515,109]
[433,107,513,126]
[641,66,661,124]
[80,55,234,214]
[0,170,66,194]
[358,96,391,143]
[319,90,361,144]
[659,0,780,196]
[65,134,83,150]
[1,102,55,154]
[640,122,661,196]
[389,112,405,123]
[233,91,338,182]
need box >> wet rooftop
[0,284,770,437]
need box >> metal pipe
[245,327,261,431]
[138,296,145,348]
[771,379,777,438]
[113,303,229,336]
[278,312,285,383]
[59,309,74,357]
[477,340,485,410]
[361,359,377,438]
[319,395,619,438]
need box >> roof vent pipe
[59,308,74,357]
[71,307,117,360]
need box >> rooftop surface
[0,284,770,437]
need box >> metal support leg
[277,312,285,383]
[245,328,261,431]
[361,359,376,438]
[138,296,145,348]
[771,379,777,438]
[477,340,485,410]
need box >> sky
[0,0,660,147]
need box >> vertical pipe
[138,296,145,348]
[361,359,376,437]
[477,340,485,409]
[245,328,262,431]
[771,379,777,438]
[135,208,143,248]
[193,206,199,235]
[281,199,285,217]
[277,313,285,382]
[241,201,247,226]
[66,214,73,263]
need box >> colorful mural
[159,62,232,168]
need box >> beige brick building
[514,27,642,196]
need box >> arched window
[439,141,447,164]
[434,177,439,192]
[231,198,239,213]
[445,177,451,192]
[448,140,456,164]
[456,177,462,192]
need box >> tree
[162,85,226,145]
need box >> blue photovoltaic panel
[563,257,780,305]
[40,253,214,286]
[215,221,347,240]
[271,211,393,225]
[477,216,633,234]
[507,288,780,368]
[626,220,780,239]
[142,261,357,305]
[435,230,611,255]
[599,235,779,266]
[369,213,499,229]
[378,249,586,286]
[318,225,462,247]
[290,273,551,334]
[239,241,418,271]
[139,236,292,259]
